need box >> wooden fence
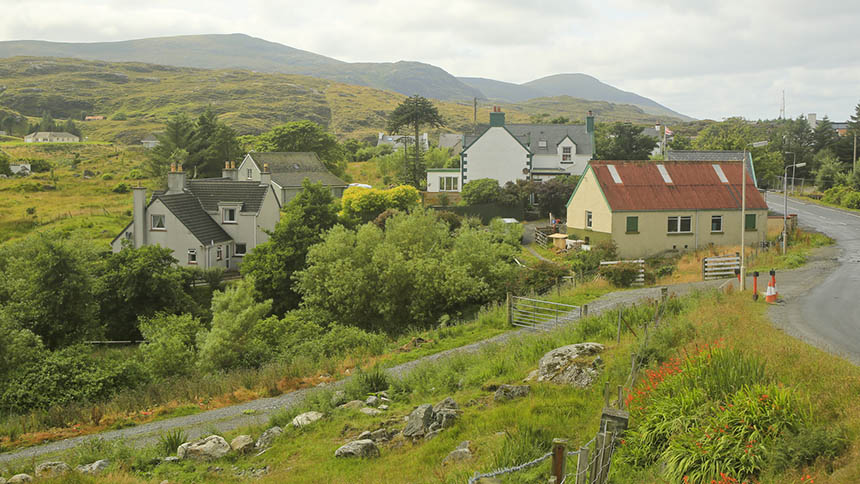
[599,259,645,286]
[534,225,557,248]
[702,254,741,280]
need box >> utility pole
[741,141,769,290]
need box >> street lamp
[782,157,806,254]
[740,141,768,291]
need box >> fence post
[603,381,610,408]
[617,385,623,409]
[661,286,668,301]
[507,293,513,326]
[702,257,706,281]
[582,304,588,318]
[589,432,605,484]
[575,445,590,484]
[596,431,615,484]
[616,308,622,343]
[551,438,568,483]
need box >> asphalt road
[766,193,860,364]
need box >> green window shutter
[626,216,638,233]
[745,213,757,230]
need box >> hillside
[0,57,686,144]
[0,34,483,101]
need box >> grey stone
[339,400,365,410]
[360,407,382,416]
[291,411,324,428]
[255,426,284,449]
[369,429,389,442]
[177,442,190,458]
[76,459,110,475]
[334,439,380,458]
[358,431,372,440]
[379,404,389,411]
[529,343,605,388]
[365,395,379,406]
[331,390,347,407]
[8,475,32,484]
[402,404,434,438]
[457,440,471,450]
[493,384,531,402]
[437,409,459,428]
[34,461,70,478]
[432,397,458,413]
[429,422,441,432]
[443,448,473,464]
[230,435,255,454]
[424,429,441,441]
[0,477,6,484]
[180,435,231,461]
[163,456,180,463]
[378,391,389,399]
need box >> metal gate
[508,296,582,331]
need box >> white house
[24,132,80,143]
[10,163,31,175]
[426,108,594,193]
[110,163,281,270]
[377,132,430,152]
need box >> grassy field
[9,289,858,483]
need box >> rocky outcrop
[443,441,473,464]
[493,384,531,402]
[178,435,231,461]
[527,343,604,387]
[76,459,110,475]
[34,462,70,478]
[402,404,435,438]
[402,398,461,440]
[334,439,380,458]
[230,435,255,455]
[255,426,284,450]
[360,407,382,416]
[291,411,324,428]
[338,400,365,410]
[8,475,32,483]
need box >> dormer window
[223,208,237,224]
[538,140,547,149]
[562,146,572,162]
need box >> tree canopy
[387,95,444,188]
[147,107,241,178]
[595,122,658,160]
[250,121,346,177]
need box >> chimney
[222,161,238,181]
[167,163,186,194]
[586,110,595,134]
[489,106,505,127]
[260,162,271,187]
[132,186,146,248]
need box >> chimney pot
[230,160,235,169]
[170,162,176,173]
[225,161,230,169]
[177,164,182,172]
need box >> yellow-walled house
[565,161,768,258]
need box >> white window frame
[216,245,223,261]
[561,146,572,162]
[222,207,237,224]
[585,210,593,228]
[438,176,459,192]
[247,168,253,179]
[187,249,197,265]
[538,139,547,149]
[711,215,723,233]
[151,214,165,230]
[667,215,692,234]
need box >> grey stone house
[110,163,281,269]
[237,152,348,205]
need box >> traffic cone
[765,270,778,303]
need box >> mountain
[0,34,483,101]
[459,73,692,121]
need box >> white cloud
[0,0,856,120]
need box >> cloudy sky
[1,0,857,121]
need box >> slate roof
[246,152,348,188]
[464,124,593,155]
[667,150,745,162]
[155,192,232,244]
[588,161,767,212]
[186,179,270,213]
[439,133,464,149]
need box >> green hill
[0,57,687,144]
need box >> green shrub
[764,425,848,475]
[112,182,130,193]
[599,262,640,287]
[125,168,144,180]
[461,178,501,205]
[138,313,203,378]
[112,112,127,121]
[518,259,568,294]
[101,173,114,180]
[157,429,188,457]
[355,365,390,394]
[842,191,860,209]
[28,158,51,173]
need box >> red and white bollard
[765,269,779,303]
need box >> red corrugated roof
[589,161,768,211]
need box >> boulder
[436,409,459,428]
[179,435,230,461]
[379,404,389,411]
[330,390,347,407]
[424,429,441,441]
[334,439,380,458]
[0,477,5,484]
[365,395,379,406]
[402,404,434,438]
[230,435,255,454]
[34,461,70,478]
[291,411,324,428]
[76,459,110,475]
[255,426,284,449]
[8,475,32,484]
[360,407,382,416]
[443,447,472,464]
[358,431,372,440]
[163,456,181,463]
[369,429,389,442]
[339,400,365,410]
[493,384,531,402]
[177,442,190,458]
[529,343,605,388]
[432,397,458,413]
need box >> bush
[461,178,501,205]
[101,173,113,180]
[842,191,860,209]
[112,112,127,121]
[112,182,130,193]
[125,168,144,180]
[138,313,203,378]
[340,184,421,225]
[28,158,51,173]
[518,259,569,294]
[599,262,640,287]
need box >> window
[187,249,197,265]
[216,246,223,261]
[438,176,459,191]
[667,216,692,233]
[223,208,237,223]
[151,214,165,230]
[626,216,638,233]
[247,168,253,179]
[562,146,572,162]
[745,213,757,231]
[711,215,723,232]
[235,243,247,256]
[538,139,547,148]
[585,210,593,228]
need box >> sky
[0,0,857,122]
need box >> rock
[443,448,473,464]
[291,411,324,428]
[433,397,458,413]
[457,440,471,450]
[529,343,605,388]
[424,429,441,441]
[436,409,459,428]
[180,435,230,461]
[378,391,389,399]
[493,384,531,402]
[429,422,442,432]
[339,400,365,410]
[334,439,380,458]
[331,390,347,407]
[0,478,5,484]
[358,431,372,440]
[255,426,284,449]
[370,429,389,442]
[177,442,190,458]
[365,395,379,406]
[76,459,110,475]
[8,476,32,484]
[379,404,389,411]
[83,170,95,177]
[230,435,255,454]
[360,407,382,416]
[163,456,180,463]
[402,404,434,438]
[35,461,71,478]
